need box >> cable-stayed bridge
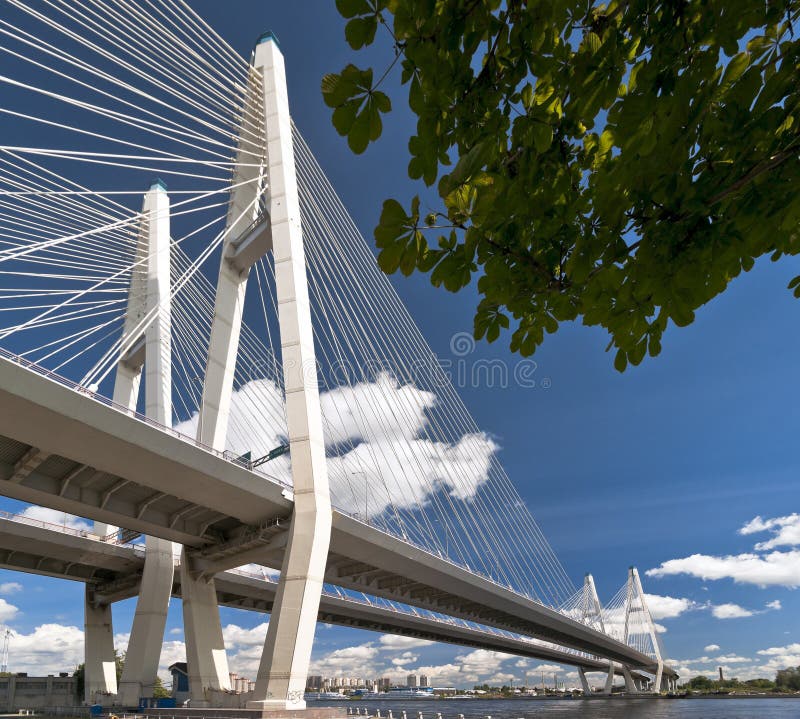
[0,0,677,710]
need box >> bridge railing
[0,347,292,492]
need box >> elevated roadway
[0,513,639,677]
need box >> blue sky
[0,0,798,690]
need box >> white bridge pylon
[182,32,332,710]
[86,181,175,705]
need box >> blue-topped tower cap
[256,30,280,48]
[150,177,168,192]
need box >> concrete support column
[84,587,117,703]
[577,668,591,695]
[115,182,174,707]
[247,34,332,711]
[603,665,614,695]
[117,535,174,705]
[181,549,231,705]
[622,666,636,694]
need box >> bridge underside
[0,515,643,677]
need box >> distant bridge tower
[623,566,664,694]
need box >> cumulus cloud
[391,651,418,666]
[320,374,435,446]
[176,374,499,521]
[714,655,750,664]
[378,635,433,650]
[0,598,18,622]
[644,593,696,620]
[649,514,800,589]
[709,600,780,620]
[5,623,84,675]
[739,514,800,550]
[309,643,381,680]
[704,644,721,652]
[711,603,754,619]
[0,582,22,595]
[19,506,92,533]
[646,550,800,588]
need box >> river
[309,696,800,718]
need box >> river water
[310,697,800,718]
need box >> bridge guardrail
[0,347,292,492]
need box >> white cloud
[739,514,800,550]
[529,664,566,673]
[711,603,753,619]
[19,506,92,533]
[391,652,418,666]
[704,644,720,652]
[320,373,435,446]
[176,374,498,520]
[378,635,433,650]
[0,582,22,595]
[644,593,696,620]
[757,643,800,657]
[766,599,782,611]
[309,643,381,680]
[646,550,800,588]
[0,598,18,622]
[714,655,750,664]
[5,623,84,675]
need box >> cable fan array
[0,0,591,621]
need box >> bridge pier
[603,664,614,695]
[84,586,117,703]
[577,668,591,695]
[621,665,636,694]
[117,536,174,706]
[181,551,231,704]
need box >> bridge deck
[0,515,634,676]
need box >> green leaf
[532,123,553,154]
[584,32,602,54]
[720,52,749,91]
[614,349,628,372]
[335,0,371,18]
[345,16,378,49]
[331,100,359,136]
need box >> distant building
[379,677,391,690]
[308,675,323,690]
[407,674,418,687]
[0,674,77,711]
[169,663,189,704]
[420,675,429,687]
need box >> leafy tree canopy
[776,666,800,690]
[324,0,800,369]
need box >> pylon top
[150,177,168,192]
[256,30,280,48]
